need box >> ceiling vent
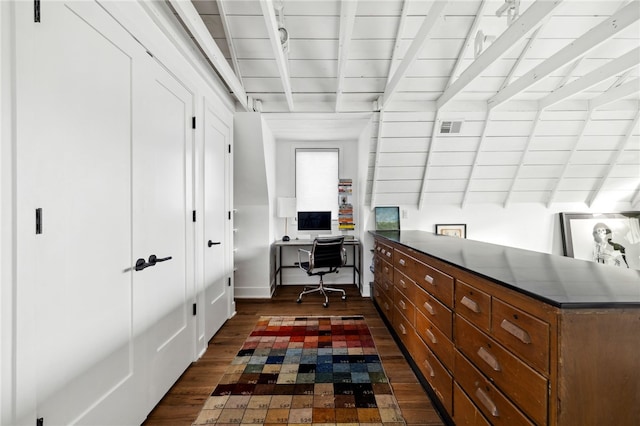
[439,120,463,135]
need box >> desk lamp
[277,197,296,241]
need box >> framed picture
[435,223,467,238]
[559,212,640,269]
[374,206,400,231]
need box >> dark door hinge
[192,117,196,129]
[35,208,42,234]
[227,277,231,287]
[192,303,197,316]
[228,211,231,220]
[192,210,196,222]
[228,144,231,154]
[36,418,44,426]
[34,0,40,22]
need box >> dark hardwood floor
[142,285,445,426]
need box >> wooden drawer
[393,249,416,279]
[415,310,454,371]
[415,286,453,339]
[455,351,535,426]
[392,306,413,348]
[455,316,548,425]
[492,298,550,374]
[375,289,393,321]
[377,276,392,299]
[456,279,491,333]
[453,383,491,426]
[375,241,394,263]
[394,287,415,325]
[413,335,453,414]
[379,259,394,284]
[394,270,416,300]
[414,258,454,308]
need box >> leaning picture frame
[435,223,467,238]
[559,212,640,270]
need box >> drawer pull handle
[381,249,386,255]
[500,319,532,344]
[423,302,435,316]
[383,282,389,291]
[424,274,434,285]
[399,300,406,310]
[384,266,389,273]
[461,295,480,313]
[384,302,390,311]
[475,388,499,417]
[399,324,407,335]
[423,359,435,377]
[425,329,437,344]
[399,279,407,288]
[386,251,391,258]
[399,259,406,266]
[478,346,501,371]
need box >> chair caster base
[341,295,346,300]
[323,302,328,308]
[296,298,302,303]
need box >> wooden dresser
[371,230,640,426]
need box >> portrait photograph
[560,212,640,270]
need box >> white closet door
[131,57,195,412]
[202,103,230,342]
[15,1,196,424]
[15,1,143,424]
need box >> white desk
[272,238,362,292]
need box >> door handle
[148,254,172,265]
[208,240,221,247]
[135,258,152,271]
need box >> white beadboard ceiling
[173,0,640,208]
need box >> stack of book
[338,179,355,231]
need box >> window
[295,149,339,218]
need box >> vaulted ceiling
[171,0,640,209]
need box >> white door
[203,103,231,341]
[15,2,142,424]
[132,57,195,412]
[14,2,195,424]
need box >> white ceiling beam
[461,109,493,209]
[500,25,543,91]
[437,0,562,110]
[216,0,243,86]
[418,109,441,210]
[590,78,640,109]
[446,0,489,88]
[380,1,448,110]
[170,0,248,110]
[489,1,640,109]
[587,108,640,207]
[259,0,294,111]
[546,107,594,207]
[546,72,633,206]
[387,0,409,85]
[369,110,385,209]
[335,0,358,112]
[540,47,640,110]
[418,1,486,210]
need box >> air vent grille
[439,120,463,135]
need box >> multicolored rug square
[193,316,406,426]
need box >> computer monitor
[297,211,332,238]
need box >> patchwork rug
[193,316,406,425]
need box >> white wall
[274,138,361,287]
[234,113,277,298]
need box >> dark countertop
[371,230,640,308]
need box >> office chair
[296,236,347,307]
